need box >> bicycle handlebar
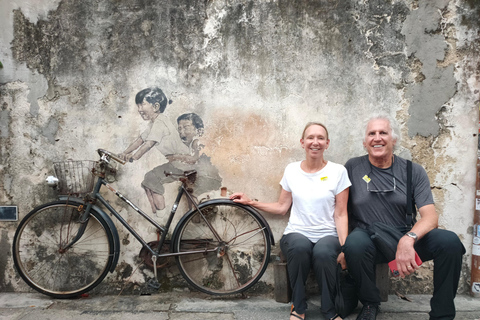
[97,149,127,165]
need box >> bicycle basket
[53,160,96,195]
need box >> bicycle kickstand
[147,255,161,290]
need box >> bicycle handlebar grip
[97,149,127,165]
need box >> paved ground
[0,291,479,320]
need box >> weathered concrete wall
[1,0,479,296]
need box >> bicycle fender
[58,196,121,272]
[171,199,275,251]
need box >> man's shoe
[356,304,379,320]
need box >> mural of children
[119,87,189,213]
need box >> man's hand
[395,236,419,278]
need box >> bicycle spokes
[175,202,271,295]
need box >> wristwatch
[405,231,418,243]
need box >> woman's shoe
[290,305,305,320]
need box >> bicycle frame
[65,170,221,266]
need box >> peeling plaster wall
[1,0,479,295]
[403,1,459,137]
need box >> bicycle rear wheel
[173,201,271,295]
[13,201,114,298]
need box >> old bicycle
[12,149,274,298]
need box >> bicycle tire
[173,201,271,295]
[13,201,114,298]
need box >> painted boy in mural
[166,113,205,164]
[143,113,222,212]
[119,87,221,213]
[171,113,222,197]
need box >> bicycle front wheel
[13,201,114,298]
[173,201,271,295]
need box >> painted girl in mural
[119,87,221,213]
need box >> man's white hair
[363,113,401,151]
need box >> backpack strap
[406,160,415,227]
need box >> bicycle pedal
[147,279,161,290]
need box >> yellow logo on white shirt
[320,176,328,181]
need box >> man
[343,114,465,320]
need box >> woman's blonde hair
[302,122,329,139]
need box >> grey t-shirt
[345,155,434,229]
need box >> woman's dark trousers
[280,233,341,319]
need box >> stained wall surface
[1,0,479,295]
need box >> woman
[230,122,350,320]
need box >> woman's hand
[337,252,347,270]
[230,192,252,205]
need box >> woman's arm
[230,188,292,215]
[334,188,349,246]
[334,188,349,269]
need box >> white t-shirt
[281,161,351,243]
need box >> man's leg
[414,229,465,320]
[312,235,341,319]
[343,228,381,306]
[280,233,313,315]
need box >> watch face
[407,232,417,240]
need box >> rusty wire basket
[53,160,96,195]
